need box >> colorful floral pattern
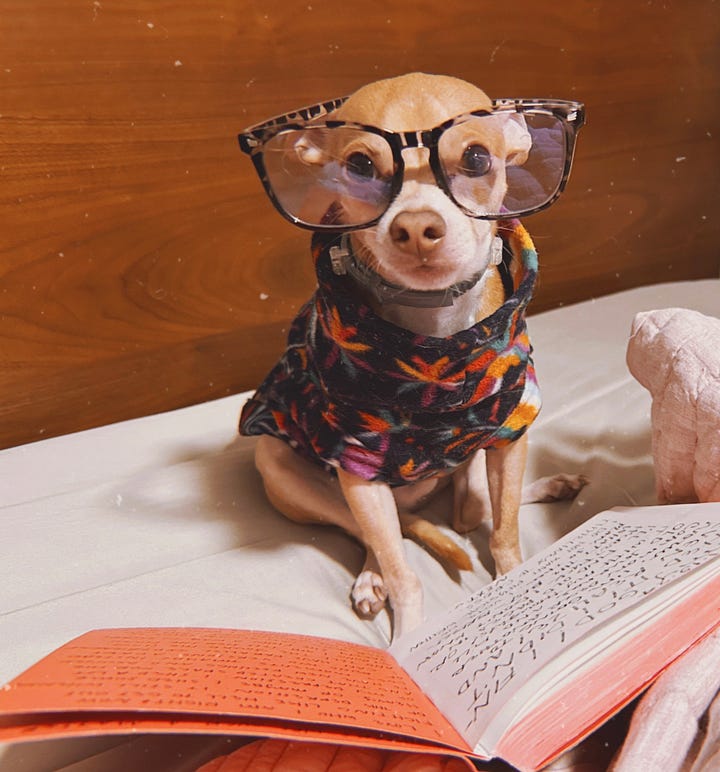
[240,220,541,487]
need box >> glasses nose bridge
[395,129,438,184]
[395,128,438,155]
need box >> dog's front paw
[522,473,589,504]
[351,570,388,618]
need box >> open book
[1,502,720,771]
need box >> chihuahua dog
[239,73,586,640]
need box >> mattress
[1,278,718,771]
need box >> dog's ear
[502,114,532,167]
[294,135,326,166]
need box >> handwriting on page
[396,514,720,743]
[2,628,460,746]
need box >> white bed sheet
[1,278,718,771]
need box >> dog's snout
[389,210,446,256]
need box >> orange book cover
[0,627,473,759]
[2,503,720,771]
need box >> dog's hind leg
[521,473,589,503]
[254,435,362,536]
[453,449,589,538]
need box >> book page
[494,574,720,770]
[391,502,720,752]
[0,627,468,751]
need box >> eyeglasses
[238,96,585,231]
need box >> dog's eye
[459,145,492,177]
[345,152,377,180]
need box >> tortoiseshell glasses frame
[238,96,585,231]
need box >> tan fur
[254,73,585,640]
[333,73,494,131]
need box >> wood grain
[1,0,718,449]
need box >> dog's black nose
[390,210,446,256]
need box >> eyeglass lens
[261,112,568,228]
[262,126,394,227]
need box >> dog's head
[325,73,531,292]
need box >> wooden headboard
[1,1,718,449]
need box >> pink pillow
[627,307,720,504]
[197,739,475,772]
